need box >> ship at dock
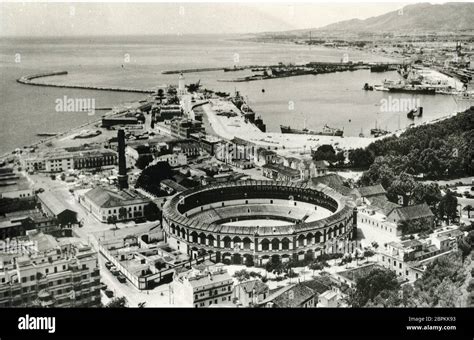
[280,124,343,137]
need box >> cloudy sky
[0,2,410,37]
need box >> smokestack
[117,129,128,189]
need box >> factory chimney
[117,129,128,189]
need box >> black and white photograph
[0,0,473,338]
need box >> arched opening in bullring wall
[199,232,206,245]
[297,234,305,247]
[243,254,253,266]
[232,253,242,265]
[271,239,280,251]
[223,236,231,249]
[315,231,322,243]
[242,237,252,250]
[261,239,270,251]
[281,237,290,250]
[191,231,198,243]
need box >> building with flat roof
[172,263,233,308]
[0,231,100,307]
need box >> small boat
[407,107,423,119]
[363,83,374,91]
[37,132,58,137]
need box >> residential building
[170,118,204,139]
[22,148,117,173]
[233,279,269,307]
[262,163,301,182]
[254,148,277,167]
[155,153,187,168]
[172,263,233,308]
[377,232,457,282]
[0,231,101,307]
[0,210,58,240]
[258,283,316,308]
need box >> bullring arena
[162,180,357,266]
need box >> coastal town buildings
[0,169,34,200]
[0,231,101,308]
[0,210,58,240]
[22,148,117,173]
[377,226,462,282]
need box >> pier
[17,71,155,94]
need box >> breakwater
[17,71,155,94]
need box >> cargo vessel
[280,124,343,137]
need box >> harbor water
[0,35,468,155]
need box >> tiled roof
[238,280,269,295]
[84,187,150,208]
[389,203,434,221]
[301,277,332,294]
[369,196,401,216]
[357,184,387,198]
[260,283,315,307]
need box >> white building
[172,263,233,308]
[155,153,187,168]
[80,187,151,223]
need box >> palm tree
[462,205,473,219]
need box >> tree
[143,202,161,221]
[135,155,153,170]
[438,190,458,224]
[135,161,173,196]
[348,148,374,168]
[349,268,399,307]
[462,205,473,219]
[106,296,127,308]
[312,144,339,163]
[359,156,396,189]
[387,172,418,206]
[118,207,127,221]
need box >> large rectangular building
[22,148,117,173]
[0,231,101,307]
[80,187,151,223]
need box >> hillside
[318,2,474,33]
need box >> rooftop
[84,187,150,208]
[389,203,435,221]
[357,184,387,198]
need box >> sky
[0,2,412,37]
